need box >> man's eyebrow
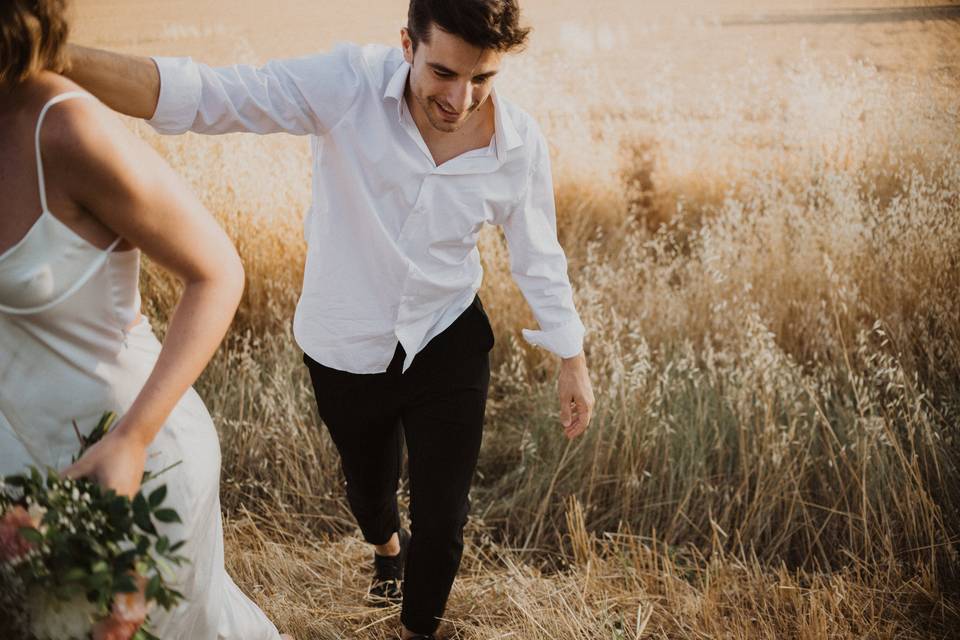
[427,62,458,74]
[426,63,499,79]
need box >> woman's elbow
[222,249,246,311]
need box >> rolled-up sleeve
[149,56,203,134]
[147,43,363,136]
[500,130,586,359]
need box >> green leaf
[88,571,112,591]
[63,567,89,584]
[81,412,119,454]
[18,527,43,544]
[115,574,138,593]
[60,582,86,599]
[137,626,160,640]
[4,474,28,487]
[107,494,131,522]
[145,573,162,601]
[147,485,167,508]
[153,508,181,524]
[116,548,139,568]
[133,493,156,534]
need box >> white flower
[27,588,97,640]
[27,503,48,534]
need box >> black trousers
[303,295,494,634]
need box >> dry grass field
[72,0,960,637]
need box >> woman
[0,1,292,637]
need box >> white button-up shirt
[149,43,585,373]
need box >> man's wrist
[561,350,586,366]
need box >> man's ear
[400,27,415,64]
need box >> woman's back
[0,76,157,473]
[0,73,128,256]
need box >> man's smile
[433,99,463,121]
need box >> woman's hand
[63,427,148,498]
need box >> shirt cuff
[147,56,203,134]
[521,317,585,359]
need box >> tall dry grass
[127,25,960,639]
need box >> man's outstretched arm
[65,45,161,120]
[65,42,363,137]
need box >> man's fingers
[562,397,593,439]
[559,396,573,428]
[569,411,587,435]
[581,403,593,430]
[564,419,585,440]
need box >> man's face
[402,23,502,133]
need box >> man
[67,1,595,638]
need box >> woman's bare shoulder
[33,73,139,180]
[32,72,111,128]
[15,72,90,114]
[0,73,90,133]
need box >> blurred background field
[73,1,960,638]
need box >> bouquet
[0,413,186,640]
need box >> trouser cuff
[355,499,401,546]
[401,610,440,635]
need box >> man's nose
[448,81,472,113]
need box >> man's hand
[558,352,595,439]
[62,426,148,498]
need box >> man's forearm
[64,45,161,120]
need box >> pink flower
[91,617,140,640]
[0,505,35,561]
[92,574,151,640]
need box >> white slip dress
[0,92,281,640]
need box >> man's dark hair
[407,0,531,52]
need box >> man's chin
[427,115,464,133]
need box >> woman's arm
[56,95,244,496]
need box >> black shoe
[366,527,410,607]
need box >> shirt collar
[489,87,523,163]
[383,59,409,121]
[383,58,524,164]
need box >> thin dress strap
[0,93,125,316]
[35,91,98,214]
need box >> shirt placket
[393,166,432,360]
[390,98,501,370]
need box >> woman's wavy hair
[0,0,70,86]
[407,0,531,53]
